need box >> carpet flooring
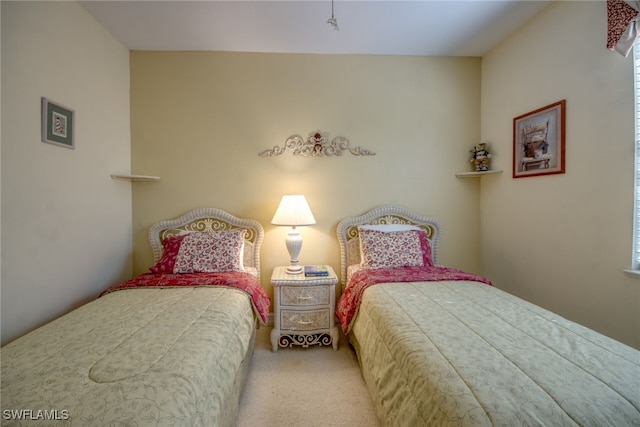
[237,326,380,427]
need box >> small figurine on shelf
[470,142,492,172]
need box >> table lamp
[271,194,316,274]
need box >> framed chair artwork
[513,100,565,178]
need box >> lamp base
[286,265,303,275]
[284,228,304,275]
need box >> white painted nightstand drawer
[280,285,329,307]
[280,309,330,331]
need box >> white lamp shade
[271,195,316,226]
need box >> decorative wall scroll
[259,132,375,157]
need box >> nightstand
[270,265,339,352]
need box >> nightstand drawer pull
[297,295,313,300]
[297,319,313,325]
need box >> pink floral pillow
[149,234,187,273]
[173,230,246,273]
[149,230,246,274]
[359,228,432,269]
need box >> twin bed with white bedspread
[1,208,269,427]
[336,205,640,426]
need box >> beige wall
[482,1,640,348]
[1,1,132,345]
[130,52,483,297]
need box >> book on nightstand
[304,265,330,277]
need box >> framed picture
[513,100,565,178]
[41,97,74,149]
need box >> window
[632,40,640,272]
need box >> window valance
[608,0,640,57]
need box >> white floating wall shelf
[455,170,503,178]
[111,174,160,182]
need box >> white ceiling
[80,0,552,57]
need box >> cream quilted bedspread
[1,287,256,426]
[351,280,640,426]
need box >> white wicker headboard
[148,208,264,279]
[336,205,441,288]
